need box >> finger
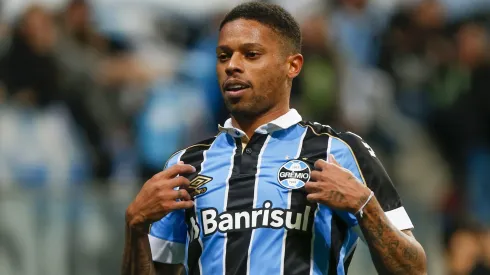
[167,176,191,189]
[306,193,319,203]
[310,170,323,181]
[328,154,341,167]
[162,164,196,179]
[178,189,192,201]
[168,188,190,201]
[173,200,195,210]
[150,170,168,181]
[314,159,329,170]
[304,181,320,193]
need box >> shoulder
[299,121,381,175]
[164,135,218,169]
[298,121,338,137]
[337,131,377,159]
[299,121,371,155]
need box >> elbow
[419,249,428,275]
[412,242,428,275]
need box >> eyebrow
[216,43,265,53]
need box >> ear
[287,53,304,79]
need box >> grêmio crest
[188,174,213,197]
[277,160,311,189]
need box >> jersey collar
[218,109,302,138]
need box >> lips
[223,79,251,92]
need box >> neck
[231,105,289,138]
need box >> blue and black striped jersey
[148,109,413,275]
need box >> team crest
[188,175,213,197]
[277,160,311,189]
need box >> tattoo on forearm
[403,247,419,261]
[360,197,426,274]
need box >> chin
[228,104,271,121]
[227,103,257,118]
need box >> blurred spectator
[442,22,490,275]
[55,0,115,180]
[295,14,341,125]
[0,5,59,108]
[329,0,386,67]
[0,5,88,187]
[377,0,448,121]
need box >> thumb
[328,154,341,167]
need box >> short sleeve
[330,132,413,231]
[148,150,187,264]
[149,210,187,264]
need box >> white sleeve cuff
[148,234,185,264]
[385,207,414,231]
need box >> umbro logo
[188,175,213,197]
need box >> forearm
[121,222,156,275]
[359,196,427,275]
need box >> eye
[245,51,260,59]
[217,53,230,62]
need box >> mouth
[223,79,251,96]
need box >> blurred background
[0,0,489,274]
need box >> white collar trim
[218,109,302,138]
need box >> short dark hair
[219,2,302,53]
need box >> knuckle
[179,177,190,185]
[158,181,171,191]
[158,190,170,200]
[167,164,180,173]
[151,172,163,181]
[160,201,169,209]
[153,184,162,192]
[180,189,190,197]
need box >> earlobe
[288,54,304,79]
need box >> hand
[305,154,371,214]
[126,162,195,231]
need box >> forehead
[218,19,282,49]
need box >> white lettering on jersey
[200,201,312,236]
[202,210,217,236]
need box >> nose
[225,53,243,76]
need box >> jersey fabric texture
[148,109,413,275]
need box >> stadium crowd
[0,0,489,274]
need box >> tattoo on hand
[326,190,346,203]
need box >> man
[122,2,427,275]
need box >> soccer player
[122,2,427,275]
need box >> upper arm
[330,132,414,231]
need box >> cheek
[265,70,286,93]
[216,65,226,83]
[254,63,284,89]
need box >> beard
[224,92,272,120]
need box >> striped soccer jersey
[148,109,413,275]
